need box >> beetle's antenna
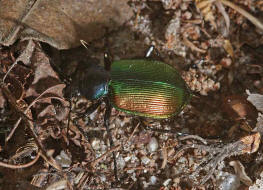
[80,39,89,49]
[104,52,112,71]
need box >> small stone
[163,178,171,186]
[141,156,151,165]
[177,156,187,164]
[91,138,101,150]
[147,137,159,152]
[124,156,131,162]
[117,156,126,169]
[149,176,157,185]
[55,150,72,168]
[143,181,149,188]
[217,171,240,190]
[100,174,106,182]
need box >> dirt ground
[0,0,263,189]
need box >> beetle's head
[66,59,110,100]
[79,66,110,100]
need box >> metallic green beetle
[69,51,192,181]
[77,58,192,118]
[109,59,191,118]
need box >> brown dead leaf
[0,0,133,49]
[25,42,62,98]
[246,90,263,113]
[239,132,261,154]
[5,74,24,101]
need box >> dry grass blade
[215,0,230,35]
[91,145,120,168]
[220,0,263,31]
[196,0,217,29]
[183,35,206,53]
[161,146,168,169]
[10,138,38,161]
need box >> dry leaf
[247,90,263,112]
[0,0,133,49]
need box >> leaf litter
[0,0,263,189]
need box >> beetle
[67,46,192,181]
[70,52,192,119]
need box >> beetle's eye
[92,83,108,99]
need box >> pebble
[163,178,171,186]
[147,137,158,152]
[141,156,151,165]
[149,176,157,185]
[55,150,72,168]
[217,171,240,190]
[91,138,101,150]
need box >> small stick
[91,145,120,168]
[0,152,40,169]
[178,135,208,145]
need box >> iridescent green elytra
[107,60,191,119]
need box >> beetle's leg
[104,52,112,71]
[83,100,102,119]
[145,45,155,58]
[104,98,119,182]
[70,100,104,129]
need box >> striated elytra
[90,59,192,119]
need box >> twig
[91,145,120,168]
[127,122,140,143]
[174,133,260,185]
[123,166,154,172]
[3,40,35,82]
[0,151,40,169]
[183,35,206,54]
[215,0,230,35]
[178,135,208,145]
[161,146,168,169]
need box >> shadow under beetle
[68,46,192,182]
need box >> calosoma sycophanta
[74,57,192,119]
[107,59,191,118]
[69,46,192,181]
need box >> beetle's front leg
[104,98,119,183]
[71,100,102,125]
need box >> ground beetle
[69,46,192,181]
[74,47,192,119]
